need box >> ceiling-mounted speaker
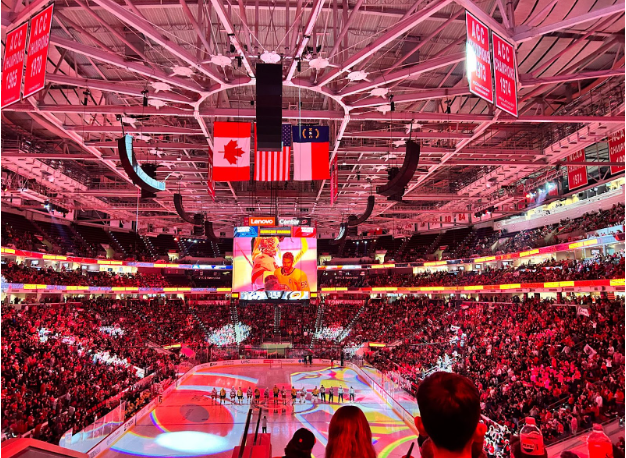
[377,140,420,199]
[118,134,166,195]
[173,193,197,224]
[205,221,220,242]
[256,64,282,151]
[329,223,347,245]
[141,164,158,199]
[348,195,375,227]
[193,213,204,226]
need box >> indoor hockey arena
[0,0,625,457]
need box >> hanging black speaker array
[348,195,375,227]
[256,64,283,150]
[330,223,348,245]
[118,134,166,196]
[173,193,198,224]
[204,221,221,242]
[377,140,421,202]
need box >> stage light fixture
[83,89,90,106]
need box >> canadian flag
[213,122,251,181]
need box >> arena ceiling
[1,0,625,233]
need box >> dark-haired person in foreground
[415,372,487,458]
[277,428,316,458]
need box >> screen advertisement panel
[233,230,317,293]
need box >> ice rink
[99,363,418,458]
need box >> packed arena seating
[278,304,318,345]
[366,297,625,444]
[1,262,173,287]
[320,254,625,287]
[1,302,179,443]
[237,302,275,345]
[2,213,48,252]
[3,204,624,266]
[1,291,624,449]
[393,203,625,261]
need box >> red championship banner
[567,149,588,190]
[608,129,625,175]
[23,4,54,98]
[466,11,493,103]
[492,33,517,117]
[1,22,29,108]
[330,156,338,205]
[455,213,469,223]
[207,146,216,202]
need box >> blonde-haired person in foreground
[325,405,377,458]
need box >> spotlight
[250,100,254,106]
[43,201,51,211]
[296,59,301,72]
[235,56,242,67]
[83,89,90,106]
[142,90,149,107]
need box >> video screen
[233,229,317,293]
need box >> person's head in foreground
[416,372,484,458]
[283,428,316,458]
[325,405,376,458]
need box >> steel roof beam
[50,36,204,93]
[209,0,255,78]
[513,3,626,43]
[348,87,470,108]
[45,74,195,105]
[327,0,364,60]
[343,131,474,140]
[87,141,205,149]
[286,0,326,81]
[454,0,513,40]
[520,68,626,88]
[64,125,205,134]
[7,102,624,125]
[91,0,226,84]
[337,52,466,97]
[315,0,452,87]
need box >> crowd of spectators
[558,203,625,236]
[1,302,179,443]
[366,296,625,444]
[1,262,172,287]
[320,254,625,288]
[2,289,624,451]
[1,226,46,253]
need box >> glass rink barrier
[59,403,126,453]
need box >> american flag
[254,124,291,182]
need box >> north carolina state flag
[213,122,251,181]
[292,125,330,181]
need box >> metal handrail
[237,409,253,458]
